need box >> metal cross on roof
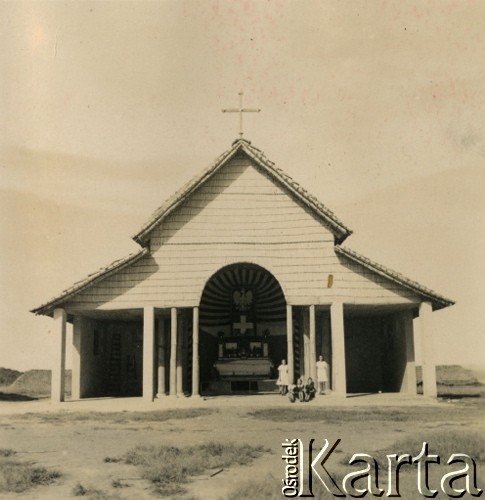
[222,91,261,139]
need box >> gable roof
[30,140,454,317]
[335,245,454,311]
[31,248,149,317]
[133,138,352,245]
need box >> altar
[214,358,273,378]
[214,332,273,378]
[213,289,275,380]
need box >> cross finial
[222,91,261,139]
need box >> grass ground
[120,442,267,496]
[13,407,217,424]
[0,450,60,494]
[0,395,483,499]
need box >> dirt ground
[0,393,483,499]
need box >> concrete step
[258,379,279,393]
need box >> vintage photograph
[1,1,484,498]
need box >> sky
[1,0,484,371]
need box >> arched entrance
[199,263,287,393]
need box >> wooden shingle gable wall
[61,155,426,312]
[151,154,332,247]
[133,139,352,246]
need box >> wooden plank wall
[65,155,419,311]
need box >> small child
[295,378,305,402]
[304,377,316,401]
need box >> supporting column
[401,310,417,394]
[156,315,166,398]
[286,305,294,385]
[330,302,346,396]
[143,306,155,402]
[176,313,184,396]
[169,308,177,396]
[192,306,200,397]
[51,308,67,403]
[420,302,437,397]
[309,305,317,382]
[302,308,310,378]
[71,315,82,401]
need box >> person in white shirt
[316,355,329,395]
[276,359,290,395]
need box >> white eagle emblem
[233,288,253,311]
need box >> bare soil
[0,394,483,499]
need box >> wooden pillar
[400,310,417,394]
[420,302,437,397]
[302,308,310,378]
[143,306,155,401]
[169,308,177,396]
[51,308,67,403]
[156,314,166,398]
[330,302,346,396]
[309,305,317,382]
[286,305,294,385]
[71,315,82,401]
[176,312,184,396]
[192,306,200,397]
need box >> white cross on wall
[234,315,254,335]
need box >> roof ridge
[335,245,454,309]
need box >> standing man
[316,355,329,395]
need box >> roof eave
[335,230,352,245]
[335,245,455,310]
[31,248,149,317]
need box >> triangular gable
[133,139,352,246]
[335,245,454,311]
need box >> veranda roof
[31,248,149,317]
[335,245,454,311]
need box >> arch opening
[198,263,287,392]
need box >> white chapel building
[32,138,454,403]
